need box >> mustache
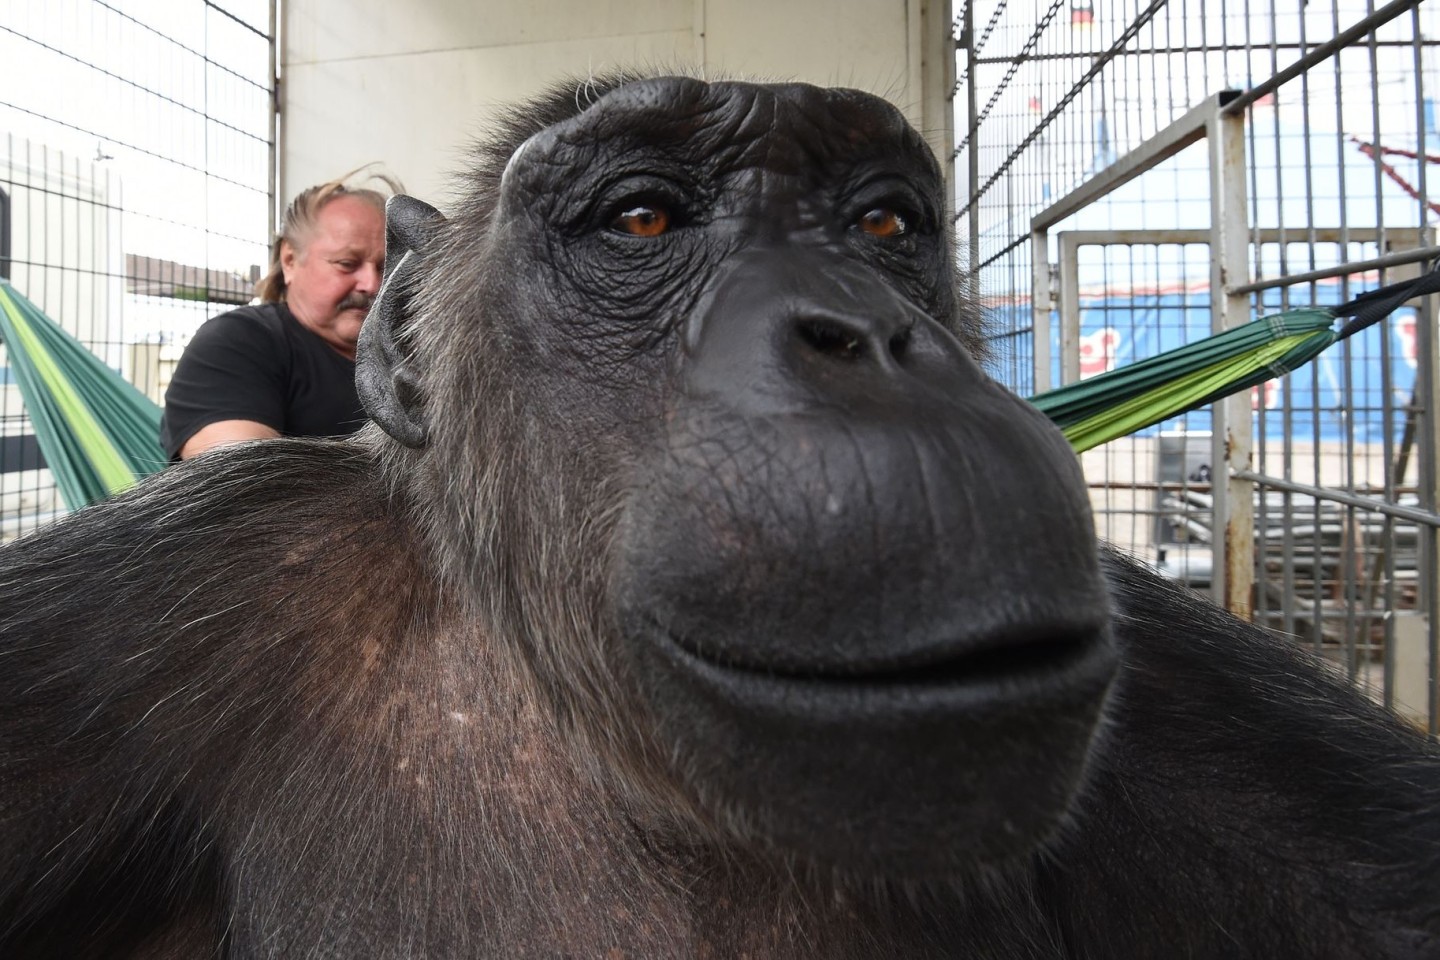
[339,292,375,312]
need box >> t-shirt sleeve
[159,309,288,460]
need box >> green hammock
[1030,309,1337,452]
[0,280,166,510]
[1029,265,1440,453]
[1,259,1434,510]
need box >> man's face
[281,194,385,360]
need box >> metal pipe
[1208,103,1255,617]
[1031,92,1240,234]
[1059,233,1082,385]
[1232,470,1440,528]
[1032,230,1052,393]
[1221,0,1426,117]
[1229,245,1440,296]
[269,0,280,240]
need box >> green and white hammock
[1028,265,1440,453]
[0,279,166,510]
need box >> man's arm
[178,420,282,459]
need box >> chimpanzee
[2,74,1438,959]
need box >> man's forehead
[305,199,382,250]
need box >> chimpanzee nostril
[797,318,867,362]
[889,328,911,362]
[683,249,964,403]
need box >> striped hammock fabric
[0,280,166,510]
[1028,263,1440,453]
[1029,309,1338,453]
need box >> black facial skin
[3,75,1440,959]
[449,78,1117,872]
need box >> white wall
[279,0,954,212]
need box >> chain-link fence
[0,0,274,540]
[955,0,1440,732]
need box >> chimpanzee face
[364,77,1116,878]
[487,79,961,427]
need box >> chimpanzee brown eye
[858,207,908,238]
[611,205,671,237]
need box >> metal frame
[0,185,9,280]
[1055,228,1426,380]
[1032,86,1440,623]
[955,0,1440,732]
[0,3,277,541]
[1030,91,1253,612]
[1030,85,1440,621]
[1053,227,1440,622]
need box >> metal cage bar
[955,0,1440,731]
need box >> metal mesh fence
[955,0,1440,731]
[0,0,274,541]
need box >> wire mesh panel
[0,0,273,541]
[954,0,1440,731]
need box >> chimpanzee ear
[357,195,445,449]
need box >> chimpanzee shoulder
[0,437,442,953]
[3,72,1440,958]
[1039,549,1440,957]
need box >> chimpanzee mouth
[640,614,1115,707]
[626,607,1118,873]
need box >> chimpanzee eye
[857,207,908,238]
[610,205,671,238]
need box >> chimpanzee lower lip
[642,614,1112,695]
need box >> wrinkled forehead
[507,76,938,181]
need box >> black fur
[2,76,1438,958]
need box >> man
[159,168,402,461]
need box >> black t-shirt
[159,302,366,461]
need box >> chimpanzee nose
[792,307,913,371]
[682,247,979,412]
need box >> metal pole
[1222,0,1427,117]
[1059,234,1082,386]
[1420,282,1440,735]
[1231,471,1440,528]
[269,0,281,238]
[1229,244,1440,295]
[1032,230,1053,393]
[1208,104,1255,617]
[964,1,981,284]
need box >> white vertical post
[1059,235,1082,386]
[1032,230,1053,393]
[1207,105,1255,618]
